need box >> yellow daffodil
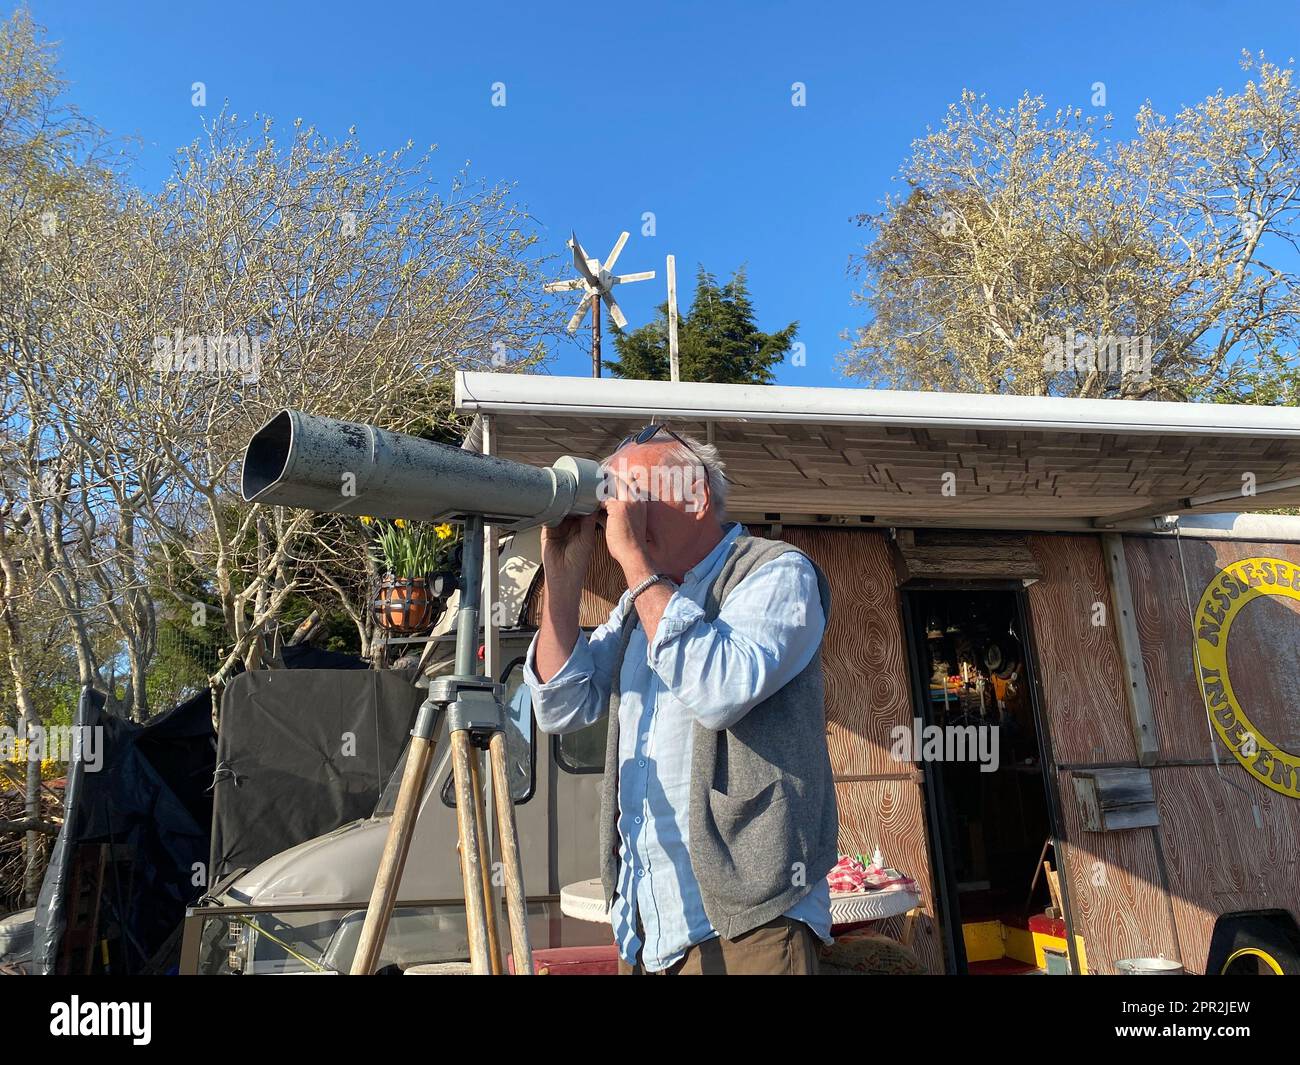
[394,518,407,528]
[435,523,454,540]
[360,515,373,526]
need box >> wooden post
[1102,533,1159,766]
[667,254,680,383]
[286,609,321,647]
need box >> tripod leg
[451,729,493,973]
[468,747,504,973]
[349,732,436,974]
[488,730,533,975]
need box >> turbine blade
[603,231,629,274]
[602,291,628,330]
[567,294,593,333]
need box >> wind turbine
[544,231,655,377]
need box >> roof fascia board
[456,371,1300,439]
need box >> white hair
[602,430,728,518]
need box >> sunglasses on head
[614,424,733,484]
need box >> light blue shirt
[525,522,831,971]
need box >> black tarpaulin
[279,643,369,670]
[33,686,216,975]
[209,669,421,886]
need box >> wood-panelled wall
[1026,534,1181,973]
[1123,535,1300,971]
[1125,536,1300,759]
[1051,759,1300,974]
[1152,764,1300,972]
[1027,533,1300,973]
[1026,535,1135,765]
[1051,767,1181,968]
[781,528,943,973]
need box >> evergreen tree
[605,266,797,384]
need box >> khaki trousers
[616,915,820,975]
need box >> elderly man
[524,425,838,975]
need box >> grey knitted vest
[597,531,839,940]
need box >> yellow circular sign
[1194,556,1300,799]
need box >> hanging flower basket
[374,576,442,633]
[363,517,460,634]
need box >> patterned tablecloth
[560,878,610,923]
[829,885,921,926]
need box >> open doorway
[903,587,1065,974]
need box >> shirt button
[636,869,645,878]
[638,760,646,767]
[634,816,642,824]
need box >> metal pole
[350,514,486,975]
[592,297,601,378]
[667,254,680,383]
[450,513,494,973]
[455,515,484,677]
[481,416,504,962]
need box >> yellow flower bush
[366,518,460,578]
[4,736,64,779]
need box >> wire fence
[146,620,223,714]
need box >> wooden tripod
[349,515,533,975]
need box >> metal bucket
[1116,957,1184,975]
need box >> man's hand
[603,476,671,645]
[535,513,598,682]
[540,512,599,591]
[602,467,654,586]
[603,497,654,587]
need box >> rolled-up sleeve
[524,595,630,734]
[646,553,825,731]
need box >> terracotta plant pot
[375,576,442,634]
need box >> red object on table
[507,944,619,975]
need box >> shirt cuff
[645,592,704,663]
[523,630,595,690]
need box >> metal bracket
[419,674,503,737]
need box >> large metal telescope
[240,409,603,529]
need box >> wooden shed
[457,371,1300,975]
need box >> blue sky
[27,0,1300,386]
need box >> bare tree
[113,112,557,685]
[0,7,120,897]
[1,10,562,732]
[844,55,1300,399]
